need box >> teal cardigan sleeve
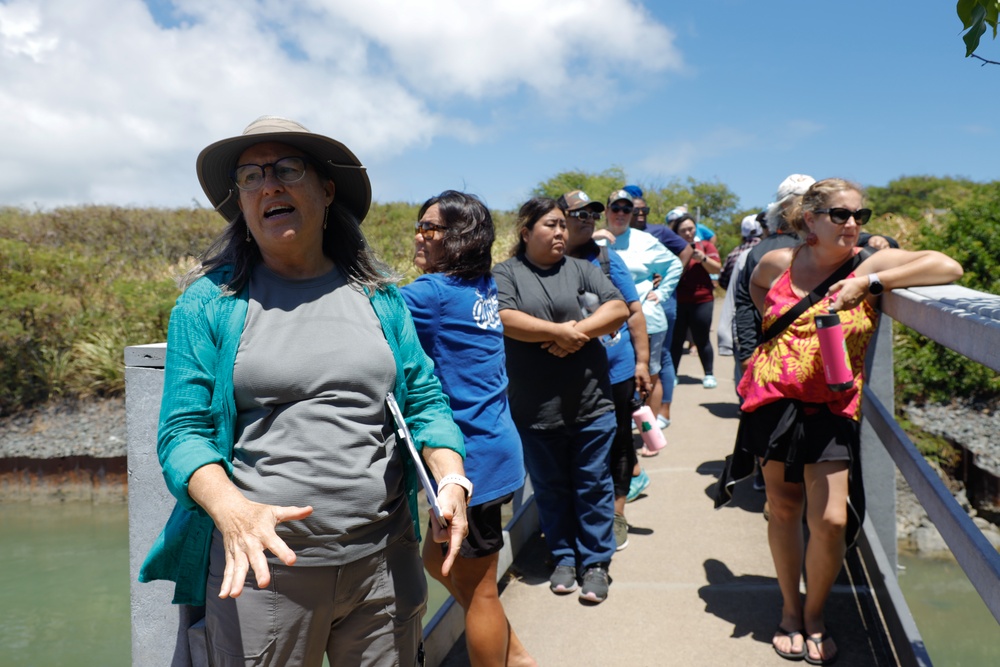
[373,284,465,456]
[371,285,466,538]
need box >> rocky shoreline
[2,396,998,556]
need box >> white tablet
[385,393,447,528]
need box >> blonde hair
[786,178,865,236]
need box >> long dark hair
[185,182,395,293]
[419,190,494,279]
[510,196,560,257]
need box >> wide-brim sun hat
[197,115,372,224]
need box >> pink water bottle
[815,311,854,391]
[631,405,666,452]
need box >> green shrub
[891,181,1000,407]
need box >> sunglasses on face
[631,207,650,217]
[814,207,873,225]
[609,204,634,215]
[568,210,602,222]
[415,220,447,240]
[233,156,309,191]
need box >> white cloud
[0,0,682,209]
[635,126,757,175]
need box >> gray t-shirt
[493,255,622,429]
[232,264,405,566]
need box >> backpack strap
[760,248,872,345]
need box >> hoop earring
[805,232,818,246]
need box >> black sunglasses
[609,204,634,214]
[631,206,650,217]
[814,207,872,225]
[568,210,602,222]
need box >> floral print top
[737,250,878,421]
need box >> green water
[898,552,1000,666]
[0,503,131,667]
[0,503,449,666]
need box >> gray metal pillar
[862,316,897,570]
[126,343,203,667]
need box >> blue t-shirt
[401,273,525,506]
[583,245,639,385]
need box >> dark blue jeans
[518,410,617,570]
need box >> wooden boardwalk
[439,344,898,666]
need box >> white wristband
[437,473,473,502]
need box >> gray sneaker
[613,513,630,551]
[549,565,577,594]
[579,565,610,603]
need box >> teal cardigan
[138,266,465,606]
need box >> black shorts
[739,399,857,474]
[431,493,513,559]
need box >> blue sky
[0,1,996,216]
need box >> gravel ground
[902,401,1000,475]
[0,397,126,459]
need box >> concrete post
[862,317,897,570]
[125,343,204,667]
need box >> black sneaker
[549,565,578,594]
[579,564,610,603]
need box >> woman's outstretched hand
[213,498,313,599]
[188,463,312,599]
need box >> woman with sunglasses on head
[494,197,629,604]
[716,178,961,665]
[401,190,536,667]
[140,117,469,667]
[668,210,722,389]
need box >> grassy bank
[1,195,997,416]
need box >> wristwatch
[438,473,474,502]
[867,273,884,295]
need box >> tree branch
[972,53,1000,66]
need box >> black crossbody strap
[760,249,871,345]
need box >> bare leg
[801,461,849,663]
[762,461,806,656]
[423,537,537,667]
[657,401,671,422]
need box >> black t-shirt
[494,255,623,429]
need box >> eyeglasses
[415,220,448,240]
[233,156,310,191]
[568,210,602,222]
[609,204,634,215]
[814,207,873,225]
[631,207,650,217]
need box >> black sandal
[773,625,807,661]
[805,632,838,665]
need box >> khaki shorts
[205,527,427,667]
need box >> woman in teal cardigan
[140,116,468,667]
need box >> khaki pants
[205,528,427,667]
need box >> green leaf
[958,0,979,28]
[963,5,989,56]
